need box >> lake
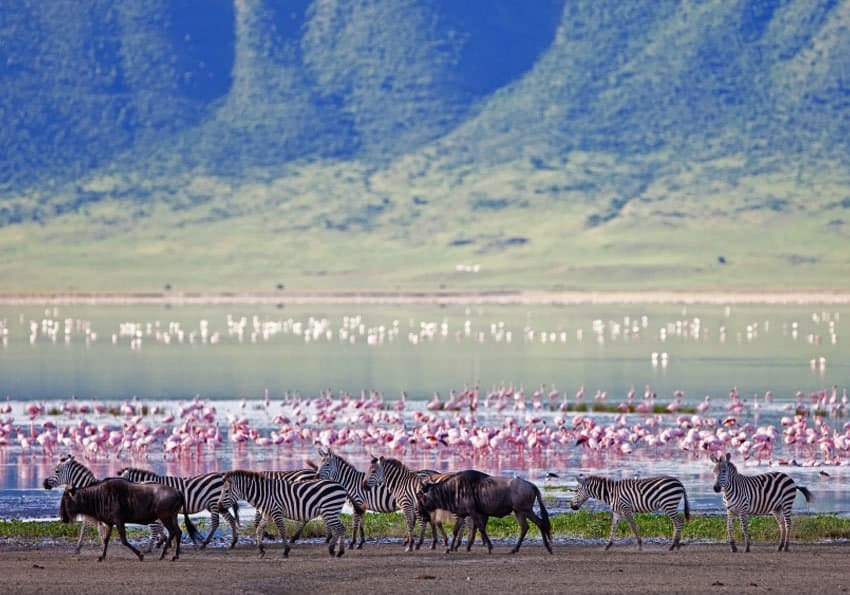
[0,301,846,521]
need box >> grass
[6,512,850,544]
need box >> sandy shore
[1,289,850,306]
[3,540,850,594]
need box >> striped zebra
[711,453,813,552]
[570,474,690,550]
[317,448,461,550]
[254,469,321,542]
[42,454,109,553]
[363,455,425,552]
[217,469,347,558]
[118,467,229,548]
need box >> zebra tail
[797,485,814,503]
[683,488,691,522]
[183,512,202,542]
[534,485,552,539]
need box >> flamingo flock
[1,384,849,475]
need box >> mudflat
[3,540,850,594]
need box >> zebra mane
[380,457,412,474]
[120,467,161,480]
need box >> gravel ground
[3,539,850,594]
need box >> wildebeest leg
[470,513,492,553]
[116,522,144,561]
[98,524,114,562]
[161,512,182,561]
[525,510,553,554]
[466,516,485,552]
[434,520,449,550]
[447,517,465,553]
[512,513,529,554]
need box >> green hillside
[1,0,848,293]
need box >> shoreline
[2,289,850,306]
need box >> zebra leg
[255,515,268,558]
[349,510,362,549]
[98,524,114,562]
[271,512,290,558]
[217,508,239,549]
[200,510,221,549]
[606,512,622,550]
[74,518,89,554]
[740,512,751,553]
[358,517,366,549]
[669,511,684,551]
[325,514,346,558]
[783,510,792,552]
[774,510,791,552]
[623,511,641,550]
[115,522,144,561]
[145,521,162,553]
[414,513,429,550]
[403,506,417,553]
[725,512,738,552]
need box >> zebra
[317,448,465,550]
[42,454,109,553]
[253,469,321,542]
[217,469,347,558]
[118,467,230,548]
[363,455,426,552]
[570,474,690,550]
[711,453,813,552]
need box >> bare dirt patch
[4,540,850,594]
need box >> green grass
[1,153,848,295]
[6,512,850,544]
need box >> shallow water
[0,303,847,520]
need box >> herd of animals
[43,449,813,562]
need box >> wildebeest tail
[533,484,552,539]
[183,511,201,542]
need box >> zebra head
[316,447,338,481]
[569,475,592,510]
[711,453,734,493]
[217,473,238,515]
[43,454,86,490]
[363,455,385,490]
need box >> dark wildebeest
[415,471,476,551]
[418,469,553,554]
[59,478,184,562]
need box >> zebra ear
[317,446,327,457]
[725,453,731,462]
[575,475,586,485]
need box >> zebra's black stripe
[570,474,690,550]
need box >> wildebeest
[418,469,553,554]
[59,478,184,562]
